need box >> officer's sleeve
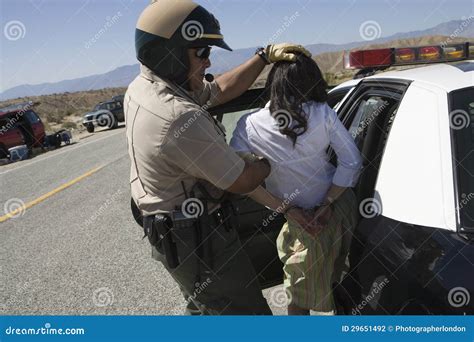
[163,111,245,190]
[195,80,221,107]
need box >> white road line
[0,130,124,175]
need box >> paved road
[1,126,285,315]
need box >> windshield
[93,104,105,111]
[24,110,41,124]
[450,86,474,233]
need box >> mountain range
[1,19,473,101]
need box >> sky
[0,0,472,93]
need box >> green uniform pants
[152,214,272,315]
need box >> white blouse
[230,101,362,209]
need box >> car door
[328,80,411,314]
[327,86,354,109]
[23,110,45,147]
[114,101,124,122]
[0,117,25,155]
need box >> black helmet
[135,0,232,85]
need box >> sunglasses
[195,46,211,59]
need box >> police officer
[126,0,311,315]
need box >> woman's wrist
[322,195,336,207]
[282,205,298,215]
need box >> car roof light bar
[344,42,471,69]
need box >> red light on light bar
[418,46,440,60]
[346,48,393,69]
[395,48,415,63]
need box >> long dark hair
[266,53,328,146]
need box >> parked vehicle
[0,101,45,159]
[82,96,124,133]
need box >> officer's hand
[265,43,311,63]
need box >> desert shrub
[62,121,77,129]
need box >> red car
[0,102,45,158]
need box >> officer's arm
[214,54,266,105]
[225,159,270,194]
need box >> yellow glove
[264,43,311,63]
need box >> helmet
[135,0,232,85]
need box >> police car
[330,43,473,315]
[209,42,474,315]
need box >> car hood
[83,109,110,118]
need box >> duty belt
[142,201,236,271]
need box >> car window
[347,95,395,150]
[335,85,404,202]
[450,86,474,232]
[221,108,259,143]
[327,88,351,109]
[0,118,12,132]
[107,103,116,111]
[23,110,41,124]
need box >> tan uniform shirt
[124,65,244,215]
